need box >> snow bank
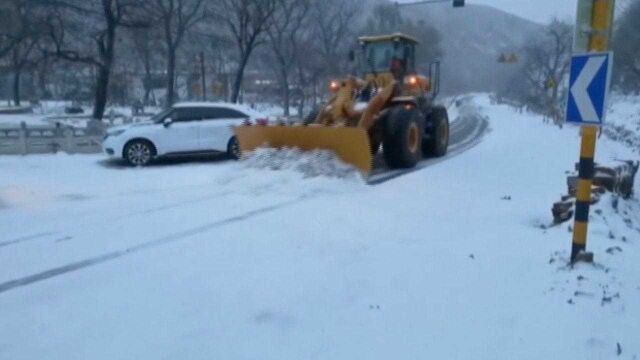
[242,147,364,181]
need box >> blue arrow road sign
[566,52,613,126]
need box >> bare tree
[292,26,324,115]
[310,0,362,77]
[504,19,572,122]
[218,0,276,103]
[265,0,309,115]
[0,0,23,58]
[613,0,640,94]
[285,0,360,116]
[9,36,40,106]
[207,34,236,101]
[43,0,148,120]
[129,27,162,106]
[0,0,47,106]
[146,0,205,106]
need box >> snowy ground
[0,101,159,128]
[605,95,640,154]
[1,95,639,359]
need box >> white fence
[0,113,154,155]
[0,122,104,155]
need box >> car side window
[201,107,248,120]
[172,108,202,122]
[194,108,215,120]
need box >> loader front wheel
[303,105,322,125]
[383,106,424,169]
[423,106,449,157]
[368,126,383,156]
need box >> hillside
[401,2,544,94]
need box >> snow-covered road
[1,95,639,359]
[369,102,489,184]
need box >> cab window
[365,42,396,73]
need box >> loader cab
[358,33,418,80]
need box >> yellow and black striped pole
[570,0,615,263]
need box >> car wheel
[227,136,242,160]
[124,140,155,166]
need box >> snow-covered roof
[173,101,266,118]
[358,33,419,44]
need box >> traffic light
[453,0,465,7]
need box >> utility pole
[569,0,616,264]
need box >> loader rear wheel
[382,106,424,169]
[423,106,449,157]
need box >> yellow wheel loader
[234,32,450,176]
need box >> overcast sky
[467,0,577,23]
[397,0,632,24]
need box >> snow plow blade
[234,125,373,175]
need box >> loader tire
[423,106,449,157]
[382,106,424,169]
[368,125,383,156]
[303,105,322,125]
[370,137,381,156]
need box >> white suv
[103,102,268,166]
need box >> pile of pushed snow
[241,147,363,180]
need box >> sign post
[568,0,616,264]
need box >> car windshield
[151,108,173,123]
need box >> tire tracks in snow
[111,189,234,220]
[0,232,57,248]
[0,190,236,251]
[0,195,310,295]
[368,114,489,185]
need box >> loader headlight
[329,80,340,93]
[405,75,419,87]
